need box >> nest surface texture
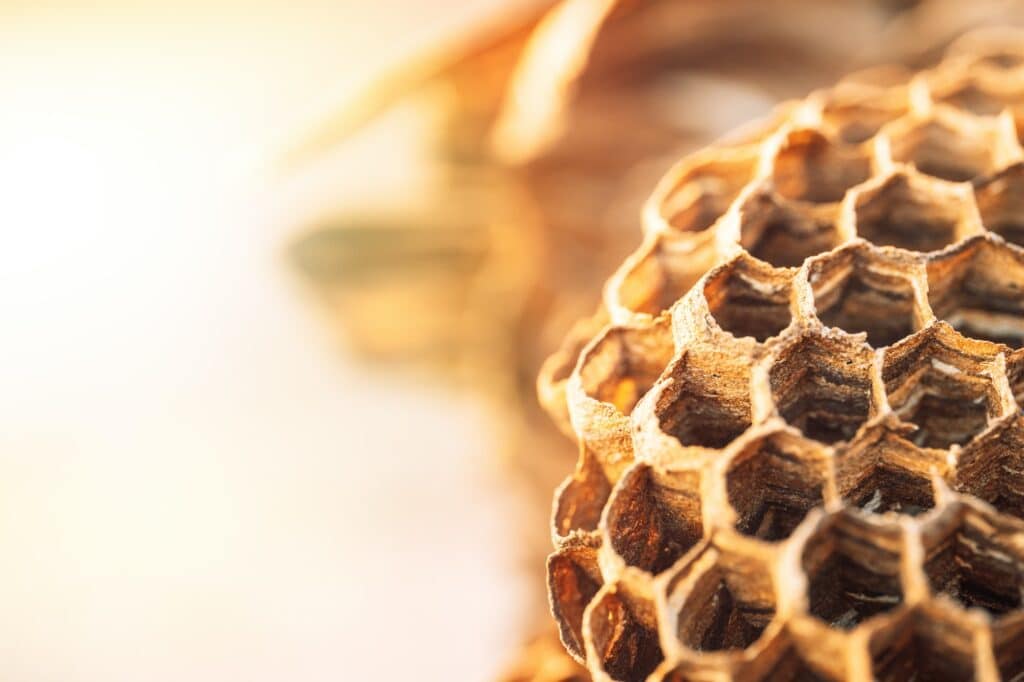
[538,30,1024,682]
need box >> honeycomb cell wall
[538,29,1024,682]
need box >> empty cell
[614,234,718,316]
[801,515,904,629]
[927,237,1024,348]
[738,188,842,268]
[888,117,998,182]
[836,431,939,516]
[922,505,1024,616]
[669,549,776,653]
[852,173,973,253]
[889,371,998,448]
[548,543,603,661]
[538,310,609,437]
[882,325,1003,448]
[869,607,979,682]
[702,256,793,342]
[933,77,1024,117]
[822,96,908,145]
[655,353,752,450]
[604,464,703,574]
[553,449,613,537]
[956,416,1024,519]
[726,431,829,541]
[771,129,872,204]
[679,580,766,651]
[769,333,874,445]
[974,162,1024,246]
[807,245,925,347]
[578,320,674,416]
[654,147,759,234]
[587,584,664,682]
[845,467,935,516]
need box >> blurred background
[1,2,527,681]
[3,1,1024,681]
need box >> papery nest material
[539,28,1024,682]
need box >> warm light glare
[0,2,525,681]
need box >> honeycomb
[538,30,1024,682]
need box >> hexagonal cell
[726,429,830,541]
[868,604,981,682]
[886,113,1002,182]
[771,128,873,204]
[570,318,675,482]
[679,579,769,652]
[882,325,1003,449]
[654,350,752,450]
[612,233,718,317]
[889,369,999,449]
[927,236,1024,348]
[578,320,674,417]
[537,310,608,437]
[882,321,1002,386]
[604,463,703,574]
[834,428,941,516]
[553,448,613,539]
[933,77,1016,117]
[737,186,842,268]
[805,243,927,348]
[586,579,664,682]
[701,255,793,342]
[921,502,1024,616]
[651,346,757,446]
[768,333,874,445]
[548,542,602,662]
[956,416,1024,518]
[652,146,759,234]
[850,171,978,253]
[666,546,776,653]
[800,513,904,629]
[821,88,909,145]
[973,161,1024,246]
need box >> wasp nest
[538,30,1024,682]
